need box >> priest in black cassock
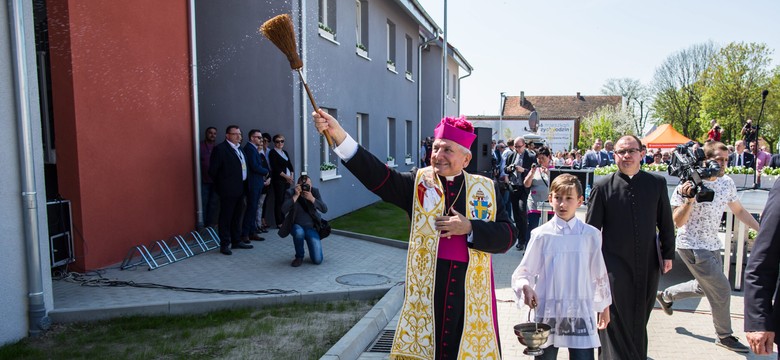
[313,110,517,360]
[586,135,676,359]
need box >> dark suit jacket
[268,149,295,183]
[744,181,780,345]
[729,151,755,168]
[768,154,780,168]
[243,143,269,194]
[209,141,245,198]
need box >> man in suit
[241,129,269,243]
[604,140,615,165]
[728,140,755,168]
[583,139,609,168]
[744,181,780,356]
[769,153,780,169]
[508,136,536,249]
[209,125,253,255]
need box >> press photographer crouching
[279,174,329,267]
[656,141,760,353]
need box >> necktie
[739,154,743,166]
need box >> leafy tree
[699,42,774,145]
[601,78,653,135]
[577,105,634,150]
[652,42,717,140]
[755,68,780,152]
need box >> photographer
[742,118,757,144]
[280,174,328,267]
[656,141,759,353]
[707,119,722,142]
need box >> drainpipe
[457,69,471,115]
[188,0,204,227]
[441,0,447,118]
[418,32,439,164]
[9,0,50,337]
[299,0,308,176]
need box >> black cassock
[586,171,675,360]
[343,146,517,359]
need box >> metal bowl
[514,322,551,355]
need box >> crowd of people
[200,126,328,266]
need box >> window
[388,118,396,162]
[319,0,337,37]
[320,108,337,167]
[405,35,413,75]
[446,68,450,98]
[356,0,368,50]
[452,73,457,100]
[386,20,396,66]
[356,113,369,149]
[405,120,413,162]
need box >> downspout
[9,0,50,336]
[299,0,308,176]
[188,0,204,227]
[457,69,471,115]
[441,0,447,118]
[418,32,439,164]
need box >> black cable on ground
[54,271,298,296]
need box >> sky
[416,0,780,116]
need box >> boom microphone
[762,89,769,99]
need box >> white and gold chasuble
[390,168,500,360]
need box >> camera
[301,184,311,192]
[668,141,719,202]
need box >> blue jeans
[291,224,323,264]
[536,346,594,360]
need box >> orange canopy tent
[641,124,693,148]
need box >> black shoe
[232,242,254,249]
[291,258,303,267]
[249,234,265,241]
[258,227,269,233]
[655,291,673,315]
[715,336,749,353]
[220,247,232,255]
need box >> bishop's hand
[312,109,348,146]
[435,208,472,238]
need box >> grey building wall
[195,0,298,162]
[0,1,54,346]
[194,0,463,220]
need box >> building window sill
[318,29,339,45]
[356,48,369,59]
[387,63,396,73]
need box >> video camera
[667,141,719,202]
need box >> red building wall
[47,0,195,270]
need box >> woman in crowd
[269,134,295,228]
[524,146,552,242]
[281,174,328,267]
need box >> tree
[577,105,634,150]
[601,78,653,135]
[652,42,717,140]
[699,42,774,145]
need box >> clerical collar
[442,172,463,181]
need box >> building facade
[1,0,471,345]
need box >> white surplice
[511,215,612,349]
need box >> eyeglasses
[615,148,640,156]
[275,140,285,144]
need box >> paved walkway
[52,214,776,359]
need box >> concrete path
[51,217,776,359]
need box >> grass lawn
[330,201,410,241]
[0,299,376,360]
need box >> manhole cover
[335,273,391,286]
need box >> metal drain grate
[366,329,395,353]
